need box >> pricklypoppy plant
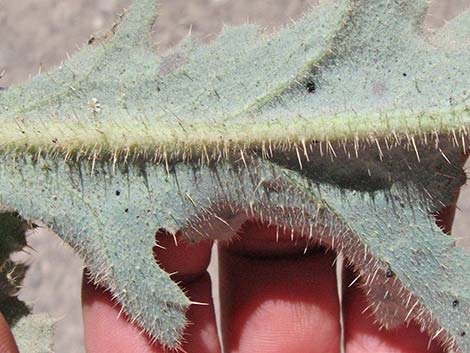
[1,0,470,351]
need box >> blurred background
[1,0,470,352]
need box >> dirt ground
[1,1,470,352]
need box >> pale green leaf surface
[0,211,54,353]
[0,0,470,156]
[11,313,54,353]
[0,0,470,352]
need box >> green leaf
[0,210,54,353]
[283,167,470,352]
[1,0,470,157]
[11,312,54,353]
[0,0,470,351]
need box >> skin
[0,211,455,353]
[0,311,19,353]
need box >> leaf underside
[0,210,54,353]
[1,0,470,352]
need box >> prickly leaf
[0,0,470,352]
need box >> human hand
[83,213,455,353]
[0,209,456,353]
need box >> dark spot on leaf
[305,79,316,93]
[402,73,407,77]
[461,331,466,337]
[124,208,129,213]
[115,190,121,196]
[453,299,460,308]
[88,36,95,45]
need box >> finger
[82,272,220,353]
[219,221,341,353]
[343,200,456,353]
[153,230,221,352]
[343,281,444,353]
[181,272,221,352]
[82,276,166,353]
[0,311,19,353]
[83,229,221,353]
[153,229,213,282]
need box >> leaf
[283,166,470,351]
[0,210,54,353]
[11,313,54,353]
[1,0,470,156]
[0,0,470,351]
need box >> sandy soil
[1,1,470,352]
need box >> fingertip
[219,245,341,353]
